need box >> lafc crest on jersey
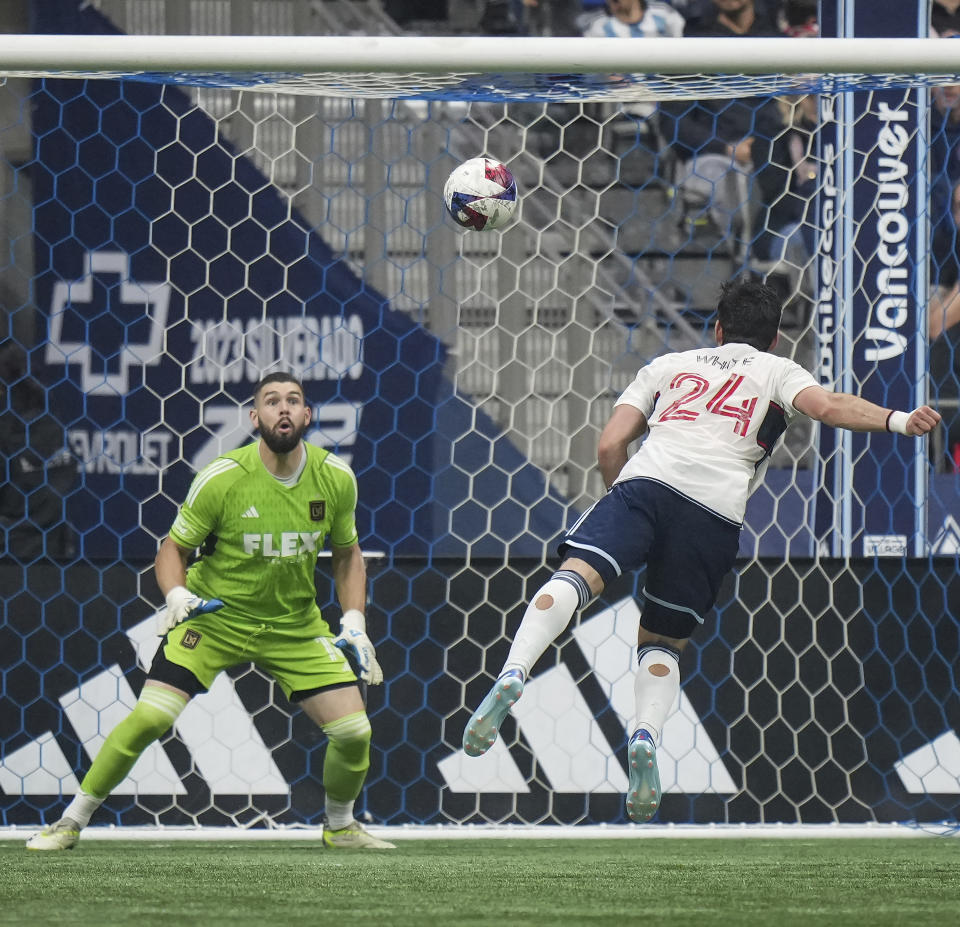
[309,500,326,521]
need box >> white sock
[633,646,680,745]
[325,797,355,830]
[502,574,587,679]
[63,789,104,829]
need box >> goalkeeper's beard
[260,419,307,455]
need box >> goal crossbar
[1,35,959,101]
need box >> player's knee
[637,644,681,678]
[322,711,372,750]
[537,569,593,613]
[124,686,189,748]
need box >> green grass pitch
[3,837,958,926]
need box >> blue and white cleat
[462,670,524,757]
[626,729,661,823]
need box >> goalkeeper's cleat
[25,817,82,851]
[322,821,395,850]
[626,728,661,824]
[462,669,524,758]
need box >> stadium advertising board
[3,558,958,826]
[816,0,929,556]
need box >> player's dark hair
[716,277,782,351]
[253,371,305,402]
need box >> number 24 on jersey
[657,373,758,437]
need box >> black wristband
[884,410,894,432]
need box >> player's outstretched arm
[793,385,941,436]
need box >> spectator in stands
[757,93,819,266]
[662,0,709,30]
[657,0,786,259]
[683,0,779,36]
[0,340,77,561]
[478,0,528,34]
[384,0,449,26]
[668,0,783,28]
[753,3,819,266]
[521,0,585,35]
[582,0,685,38]
[932,0,960,37]
[579,0,686,165]
[929,181,960,470]
[930,181,960,339]
[929,84,960,258]
[777,0,817,36]
[759,0,822,266]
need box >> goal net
[2,10,958,831]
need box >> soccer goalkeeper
[27,372,393,850]
[462,277,942,824]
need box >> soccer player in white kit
[463,277,941,823]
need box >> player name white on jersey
[614,342,818,523]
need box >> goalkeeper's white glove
[334,609,384,686]
[158,585,224,636]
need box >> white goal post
[0,35,957,98]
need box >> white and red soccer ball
[443,157,518,231]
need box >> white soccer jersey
[583,2,685,38]
[613,342,819,523]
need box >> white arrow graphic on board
[0,614,288,795]
[439,597,736,794]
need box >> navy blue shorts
[558,477,741,639]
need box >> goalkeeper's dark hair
[253,370,305,401]
[716,276,783,352]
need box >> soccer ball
[443,157,518,231]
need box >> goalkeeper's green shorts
[155,612,357,700]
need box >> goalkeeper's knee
[80,684,188,799]
[105,685,188,755]
[322,711,372,762]
[125,685,189,748]
[321,711,372,801]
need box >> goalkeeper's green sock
[77,685,188,808]
[321,711,372,823]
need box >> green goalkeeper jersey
[168,440,359,627]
